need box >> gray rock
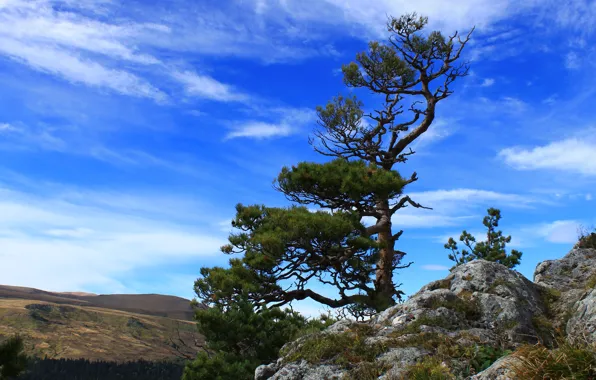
[567,287,596,345]
[534,248,596,334]
[378,347,428,379]
[326,319,353,334]
[255,358,282,380]
[534,248,596,292]
[267,360,345,380]
[258,249,596,379]
[470,355,522,380]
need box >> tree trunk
[374,201,395,310]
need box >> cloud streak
[0,185,227,293]
[499,138,596,176]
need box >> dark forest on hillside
[12,358,184,380]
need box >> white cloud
[407,188,540,211]
[264,0,513,37]
[226,121,292,140]
[498,138,596,176]
[587,194,593,201]
[44,227,94,238]
[481,78,495,87]
[412,119,457,149]
[390,214,476,229]
[0,185,227,294]
[172,70,248,102]
[420,264,449,271]
[534,220,581,244]
[565,51,581,69]
[0,1,160,64]
[225,107,315,140]
[0,37,166,101]
[361,188,542,229]
[0,0,169,101]
[477,96,528,115]
[0,123,17,132]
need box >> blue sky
[0,0,595,317]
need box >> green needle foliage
[183,297,334,380]
[195,13,474,318]
[445,208,522,269]
[0,335,28,380]
[187,13,474,380]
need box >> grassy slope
[0,298,204,363]
[0,285,201,320]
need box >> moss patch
[427,295,481,321]
[283,330,387,367]
[400,356,455,379]
[344,361,392,380]
[585,274,596,290]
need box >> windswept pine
[196,14,474,318]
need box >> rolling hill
[0,285,205,363]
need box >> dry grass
[510,333,596,379]
[0,298,203,363]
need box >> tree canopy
[183,296,334,380]
[0,335,28,380]
[444,208,523,269]
[196,13,473,317]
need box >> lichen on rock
[255,248,596,379]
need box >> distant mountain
[0,284,206,363]
[0,284,205,320]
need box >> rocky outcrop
[534,248,596,331]
[255,248,596,380]
[567,288,596,344]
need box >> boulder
[256,249,596,379]
[534,248,596,339]
[258,260,550,379]
[567,287,596,345]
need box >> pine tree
[196,13,473,317]
[445,208,522,269]
[0,335,28,380]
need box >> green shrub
[183,297,333,380]
[0,335,28,380]
[577,225,596,249]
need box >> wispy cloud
[0,37,167,101]
[0,122,17,132]
[225,107,315,140]
[498,138,596,176]
[225,121,292,140]
[0,185,227,293]
[565,51,581,69]
[412,119,458,150]
[0,1,167,101]
[515,220,582,245]
[172,70,249,102]
[361,188,545,229]
[481,78,495,87]
[536,220,582,244]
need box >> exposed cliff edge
[255,248,596,379]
